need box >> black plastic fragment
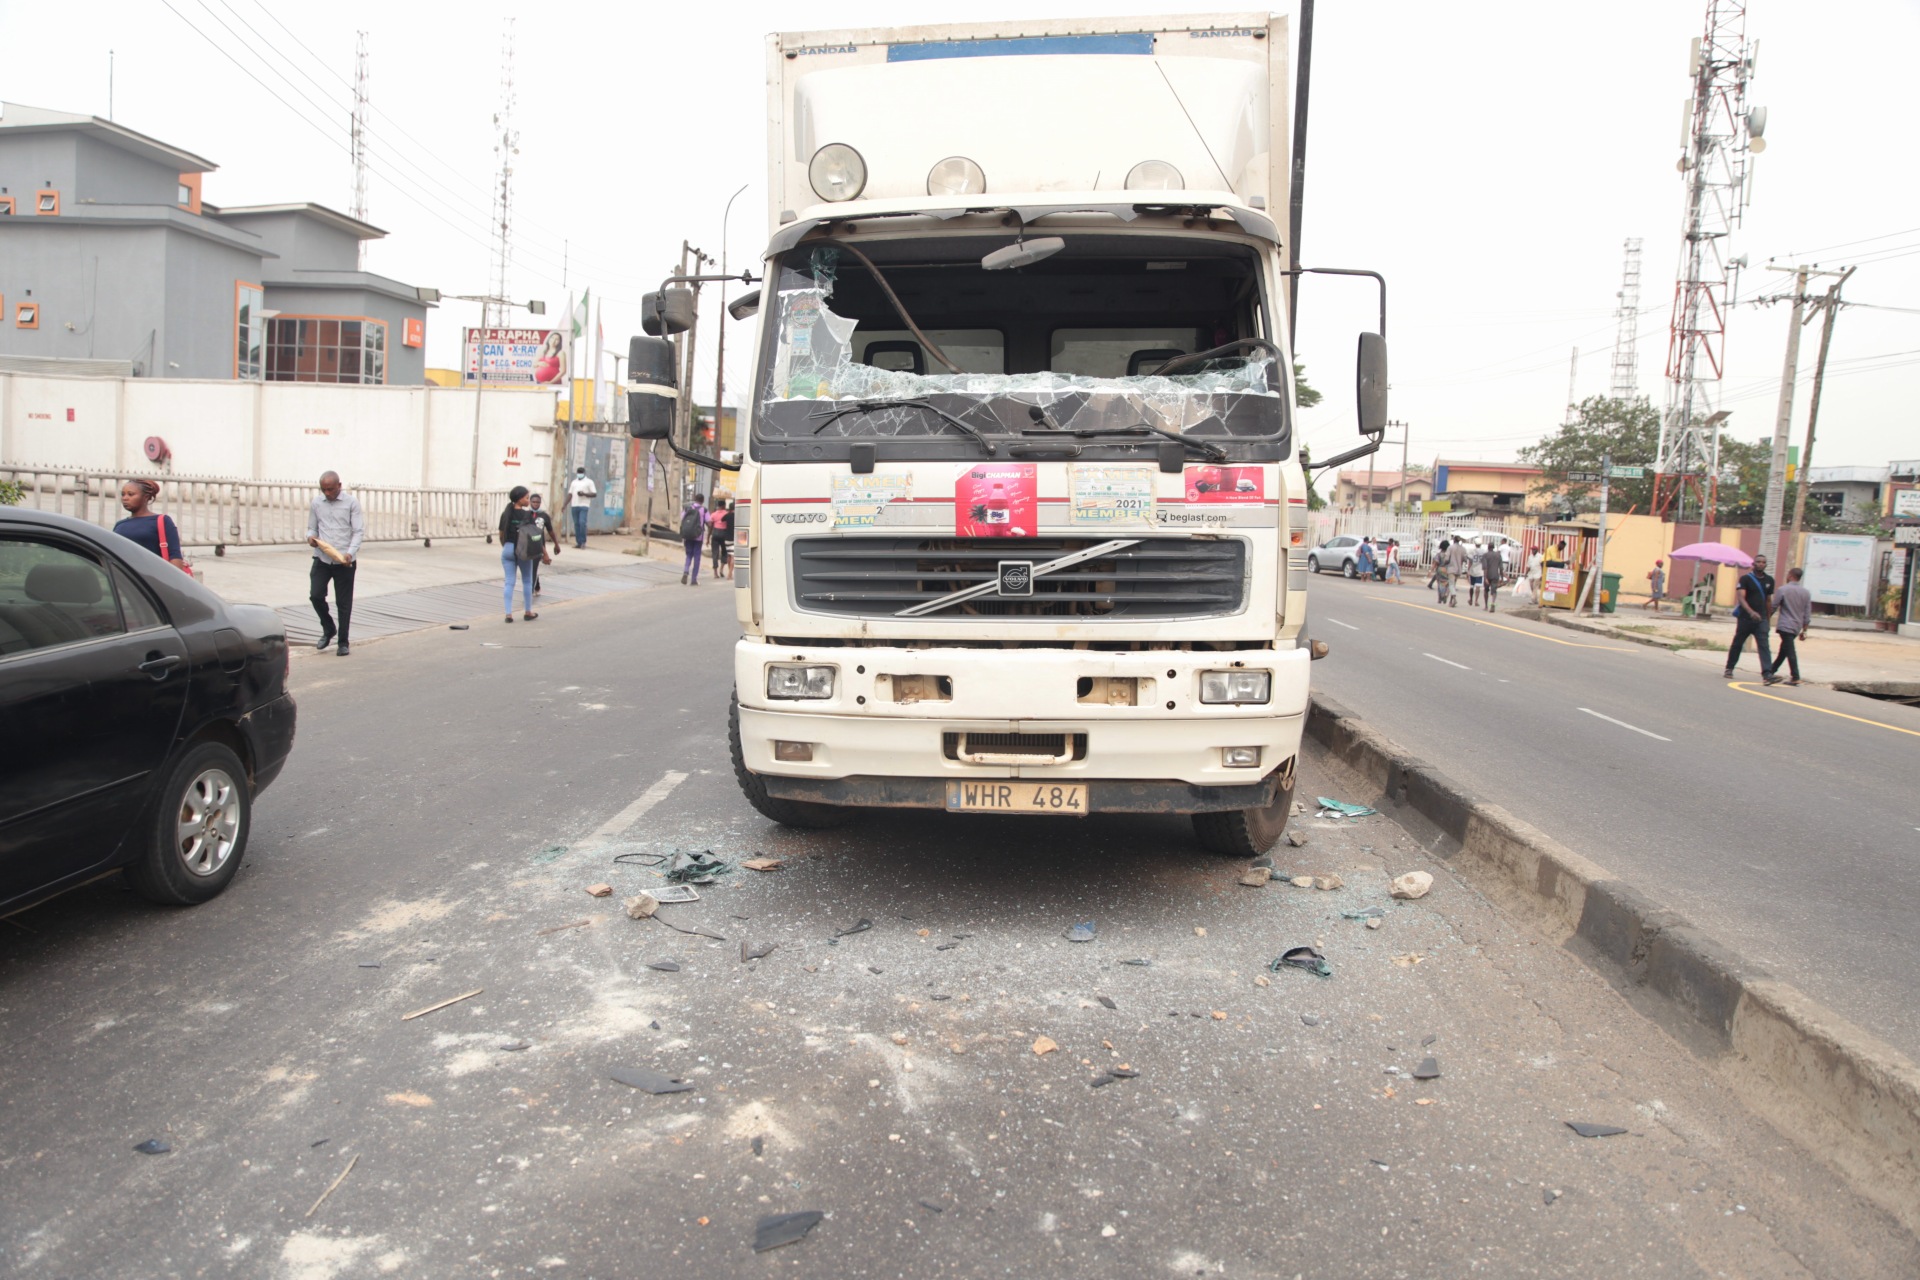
[1412,1057,1441,1080]
[1565,1121,1627,1139]
[867,966,883,975]
[1096,996,1117,1010]
[133,1139,171,1155]
[1273,946,1333,977]
[358,962,381,968]
[741,941,777,962]
[836,918,874,937]
[1422,1034,1438,1046]
[751,1135,764,1156]
[753,1210,824,1252]
[1119,958,1152,967]
[1109,1067,1139,1078]
[917,1198,947,1213]
[612,850,667,868]
[931,994,952,1001]
[311,1138,330,1148]
[448,624,470,630]
[645,959,682,972]
[936,943,960,951]
[498,1041,531,1052]
[649,1020,661,1030]
[1089,1074,1117,1088]
[609,1067,695,1095]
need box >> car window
[0,537,126,655]
[111,563,168,631]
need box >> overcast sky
[4,1,1914,474]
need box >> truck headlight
[808,144,867,202]
[767,663,836,700]
[1200,670,1271,705]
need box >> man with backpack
[679,492,708,585]
[1724,556,1782,684]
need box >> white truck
[629,11,1387,854]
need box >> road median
[1307,691,1920,1235]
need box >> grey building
[1804,465,1892,527]
[0,101,433,384]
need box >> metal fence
[1308,509,1538,566]
[0,464,509,552]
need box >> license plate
[946,781,1088,816]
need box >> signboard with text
[463,327,566,386]
[1894,488,1920,518]
[1803,534,1876,607]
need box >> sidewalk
[196,532,705,645]
[1531,605,1920,692]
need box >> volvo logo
[771,511,828,524]
[997,560,1034,596]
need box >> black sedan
[0,506,295,913]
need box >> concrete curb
[1305,692,1920,1235]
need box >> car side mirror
[727,289,761,322]
[641,288,695,336]
[1355,332,1388,435]
[627,335,677,440]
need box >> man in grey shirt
[1443,537,1470,607]
[1768,566,1813,685]
[306,471,365,656]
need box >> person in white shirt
[565,467,598,548]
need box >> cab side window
[0,538,126,655]
[111,563,168,631]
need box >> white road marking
[582,770,689,845]
[1323,617,1360,631]
[1577,707,1672,742]
[1424,653,1471,670]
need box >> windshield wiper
[1024,405,1227,460]
[810,399,1000,455]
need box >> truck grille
[789,536,1247,619]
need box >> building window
[235,283,265,379]
[1812,491,1844,519]
[264,315,388,385]
[16,302,39,329]
[35,190,59,215]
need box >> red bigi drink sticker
[1184,465,1265,504]
[956,463,1038,537]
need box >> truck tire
[729,692,853,830]
[126,741,251,905]
[1191,757,1296,857]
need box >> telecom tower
[350,32,369,270]
[486,20,519,331]
[1653,0,1764,520]
[1609,238,1642,400]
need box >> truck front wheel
[729,692,853,830]
[1191,758,1296,857]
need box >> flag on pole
[569,289,590,422]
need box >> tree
[1293,362,1322,409]
[1517,396,1660,512]
[1298,445,1325,510]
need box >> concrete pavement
[4,580,1913,1275]
[1532,606,1920,693]
[1303,574,1920,1068]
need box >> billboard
[1803,534,1877,608]
[464,327,567,386]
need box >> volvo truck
[629,11,1387,855]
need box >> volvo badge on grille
[997,560,1034,596]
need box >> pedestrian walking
[566,467,597,549]
[528,493,561,596]
[1355,537,1376,582]
[1522,545,1542,604]
[1768,566,1813,685]
[708,498,733,580]
[1443,536,1470,607]
[306,471,364,656]
[1383,538,1402,584]
[113,479,188,571]
[1724,559,1780,684]
[1430,538,1451,603]
[499,486,549,622]
[679,492,707,585]
[1481,542,1505,611]
[1643,560,1666,611]
[1467,542,1485,606]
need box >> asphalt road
[2,581,1914,1278]
[1304,573,1920,1063]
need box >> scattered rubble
[1389,871,1434,900]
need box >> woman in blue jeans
[498,486,549,621]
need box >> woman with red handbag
[114,479,189,571]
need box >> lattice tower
[486,20,519,330]
[351,31,369,269]
[1610,238,1642,400]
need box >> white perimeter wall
[0,372,557,491]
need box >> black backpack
[515,515,546,561]
[679,506,705,542]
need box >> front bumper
[736,640,1306,788]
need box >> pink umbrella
[1669,541,1753,567]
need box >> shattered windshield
[753,237,1288,453]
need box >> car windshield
[752,234,1287,455]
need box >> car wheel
[1342,559,1358,579]
[1306,556,1320,574]
[1191,757,1297,856]
[126,741,250,905]
[729,691,853,830]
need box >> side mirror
[1355,332,1388,435]
[627,335,677,440]
[641,288,696,336]
[727,289,762,322]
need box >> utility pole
[1788,266,1856,553]
[1759,263,1810,568]
[1593,450,1612,615]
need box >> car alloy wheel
[176,766,242,878]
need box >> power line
[1781,224,1920,259]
